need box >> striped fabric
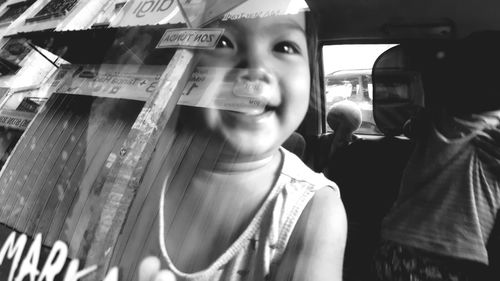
[381,111,500,264]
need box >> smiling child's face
[193,13,310,160]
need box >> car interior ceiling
[306,0,500,41]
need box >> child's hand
[138,256,176,281]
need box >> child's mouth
[246,104,278,115]
[233,80,266,98]
[225,104,278,118]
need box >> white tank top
[159,148,340,281]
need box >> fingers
[138,256,176,281]
[154,270,176,281]
[139,256,161,281]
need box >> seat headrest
[372,45,426,136]
[282,132,306,159]
[373,32,500,135]
[327,100,362,135]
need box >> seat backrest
[319,44,430,281]
[282,131,306,160]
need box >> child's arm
[273,186,347,281]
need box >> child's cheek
[289,74,310,102]
[285,75,310,118]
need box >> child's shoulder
[280,147,340,194]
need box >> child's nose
[240,68,271,83]
[233,68,273,100]
[238,46,272,82]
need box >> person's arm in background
[472,113,500,165]
[273,186,347,281]
[474,113,500,281]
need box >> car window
[322,44,396,135]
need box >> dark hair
[440,31,500,115]
[298,11,322,135]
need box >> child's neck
[211,150,280,173]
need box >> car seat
[282,131,307,160]
[320,44,432,281]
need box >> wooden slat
[50,118,125,249]
[0,94,65,217]
[0,92,61,194]
[66,99,145,259]
[108,110,183,264]
[122,131,226,281]
[113,126,197,281]
[45,119,126,245]
[48,99,144,248]
[0,94,71,223]
[0,94,69,190]
[130,211,162,279]
[62,118,138,254]
[12,95,81,231]
[0,49,194,279]
[20,96,96,236]
[56,120,129,244]
[80,49,195,279]
[6,106,65,224]
[34,111,118,241]
[13,99,80,231]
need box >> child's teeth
[233,81,264,97]
[246,107,265,115]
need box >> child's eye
[273,42,301,54]
[216,36,234,49]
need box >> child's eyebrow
[274,20,306,32]
[263,23,306,38]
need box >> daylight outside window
[322,44,396,135]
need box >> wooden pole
[80,49,195,279]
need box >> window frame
[319,40,399,136]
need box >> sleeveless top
[381,111,500,264]
[159,148,340,281]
